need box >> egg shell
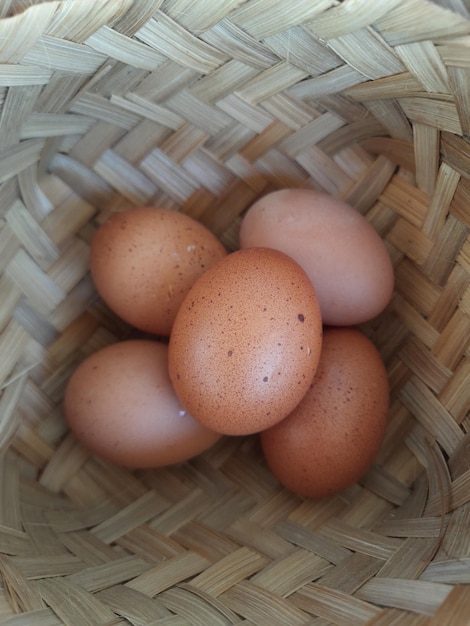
[90,207,227,336]
[239,188,394,326]
[168,247,323,436]
[64,340,222,468]
[260,327,389,499]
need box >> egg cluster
[64,189,393,499]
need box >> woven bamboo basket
[1,0,470,624]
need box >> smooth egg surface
[90,207,227,336]
[260,327,389,499]
[239,188,394,326]
[64,340,222,467]
[168,247,323,436]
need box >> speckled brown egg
[168,247,323,436]
[89,207,226,336]
[64,340,222,468]
[260,327,389,499]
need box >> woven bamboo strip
[374,1,470,46]
[96,583,177,622]
[220,579,313,625]
[365,608,431,625]
[427,585,470,625]
[190,546,268,596]
[356,578,452,616]
[291,582,381,625]
[230,0,335,40]
[126,552,210,597]
[0,611,65,626]
[159,584,241,625]
[37,577,119,626]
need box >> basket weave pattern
[1,1,470,624]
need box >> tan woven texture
[1,0,470,624]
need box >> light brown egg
[168,247,323,436]
[90,207,226,336]
[260,327,389,499]
[239,189,394,326]
[64,340,222,468]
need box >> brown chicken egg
[64,340,222,468]
[239,189,394,326]
[260,327,389,499]
[168,247,323,436]
[90,207,226,336]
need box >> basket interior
[1,1,470,624]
